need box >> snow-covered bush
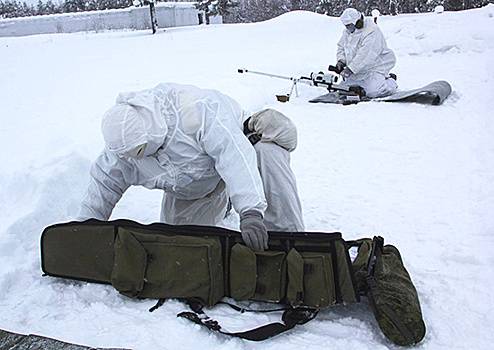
[434,4,445,13]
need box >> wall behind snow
[0,3,205,37]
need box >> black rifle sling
[366,236,384,281]
[177,300,319,341]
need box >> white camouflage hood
[101,89,167,156]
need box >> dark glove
[336,60,346,74]
[240,210,268,251]
[328,61,346,74]
[341,66,353,79]
[328,65,338,73]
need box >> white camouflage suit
[78,83,304,232]
[337,16,398,98]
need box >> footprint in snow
[432,45,460,54]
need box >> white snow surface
[1,5,494,349]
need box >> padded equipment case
[41,220,425,345]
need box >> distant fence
[0,3,213,37]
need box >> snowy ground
[1,5,494,349]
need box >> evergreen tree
[446,0,465,10]
[62,0,87,13]
[21,1,35,16]
[196,0,237,24]
[227,0,290,23]
[316,0,350,16]
[44,0,61,14]
[0,0,491,22]
[36,0,45,15]
[296,0,319,11]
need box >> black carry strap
[366,236,384,285]
[149,298,166,312]
[177,300,319,341]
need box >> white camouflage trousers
[342,71,398,98]
[160,141,305,232]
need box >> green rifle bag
[41,219,358,308]
[41,220,425,345]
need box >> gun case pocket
[286,249,336,308]
[111,227,224,306]
[229,243,287,302]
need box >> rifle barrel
[238,69,296,81]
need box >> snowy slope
[1,5,494,349]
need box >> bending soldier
[78,83,304,251]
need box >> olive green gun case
[41,219,425,345]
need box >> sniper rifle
[237,68,366,102]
